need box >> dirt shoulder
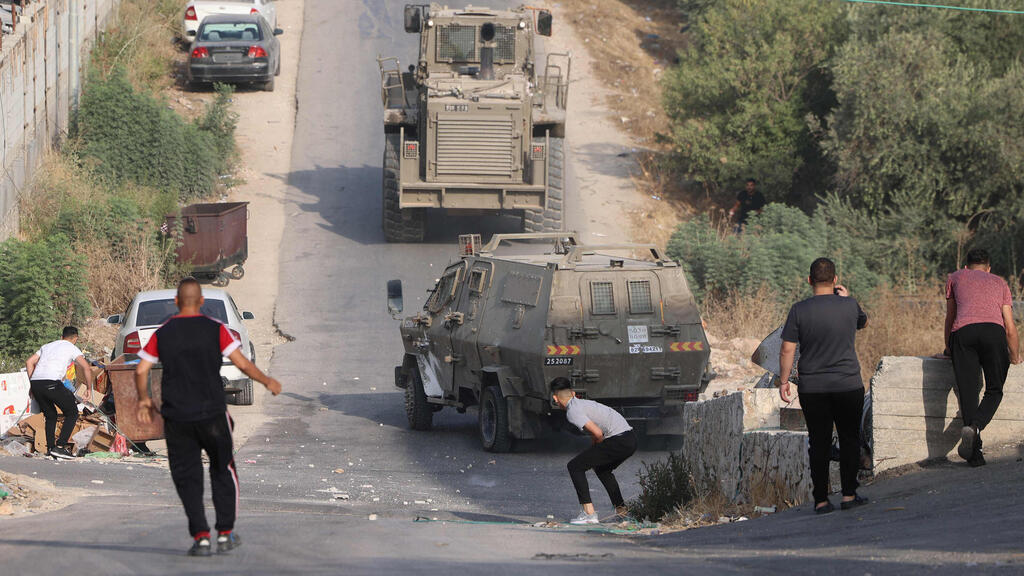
[211,0,304,445]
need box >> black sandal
[840,495,869,510]
[814,501,834,515]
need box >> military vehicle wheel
[523,137,564,233]
[382,133,426,242]
[479,386,513,453]
[404,367,433,430]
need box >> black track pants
[165,412,238,536]
[799,388,864,504]
[951,322,1010,431]
[29,379,79,451]
[567,430,637,507]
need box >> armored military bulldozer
[386,233,712,452]
[377,4,570,242]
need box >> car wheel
[404,367,433,431]
[275,56,281,76]
[249,342,256,363]
[263,77,275,92]
[479,386,513,453]
[226,380,254,406]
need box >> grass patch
[0,0,237,360]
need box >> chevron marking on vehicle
[670,341,704,352]
[547,345,580,355]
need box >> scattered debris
[368,514,378,521]
[754,505,777,515]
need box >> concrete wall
[0,0,121,239]
[871,356,1024,472]
[683,390,813,505]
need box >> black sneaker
[188,537,212,557]
[814,501,834,515]
[47,446,75,460]
[957,425,977,461]
[217,532,241,553]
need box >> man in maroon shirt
[944,248,1021,467]
[135,278,282,556]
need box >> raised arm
[227,348,282,395]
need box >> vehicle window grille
[494,25,516,62]
[438,24,476,61]
[427,270,460,313]
[628,280,653,314]
[470,269,487,292]
[590,282,615,315]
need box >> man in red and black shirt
[135,278,282,557]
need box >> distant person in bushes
[778,258,868,514]
[135,277,282,557]
[943,248,1021,467]
[728,178,766,232]
[24,326,94,460]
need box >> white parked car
[182,0,278,40]
[107,288,258,405]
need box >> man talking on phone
[778,258,868,514]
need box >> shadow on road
[280,164,531,246]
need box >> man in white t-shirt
[551,377,637,525]
[24,326,94,460]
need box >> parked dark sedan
[188,13,282,91]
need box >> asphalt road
[1,2,1022,574]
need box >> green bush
[626,453,695,522]
[75,67,236,202]
[667,204,882,303]
[0,235,90,358]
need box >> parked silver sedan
[187,13,282,91]
[106,287,258,405]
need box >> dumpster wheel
[230,265,245,280]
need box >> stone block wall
[872,356,1024,471]
[682,390,812,504]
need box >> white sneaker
[569,510,599,525]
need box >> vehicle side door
[451,261,493,391]
[417,262,467,398]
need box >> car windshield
[199,22,262,42]
[136,298,228,327]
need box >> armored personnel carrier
[377,4,569,242]
[386,233,712,452]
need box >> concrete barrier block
[871,356,1024,471]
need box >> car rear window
[199,22,262,42]
[136,299,229,326]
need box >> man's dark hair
[746,178,757,184]
[177,276,203,307]
[809,258,836,285]
[550,377,572,394]
[966,248,990,266]
[62,326,79,339]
